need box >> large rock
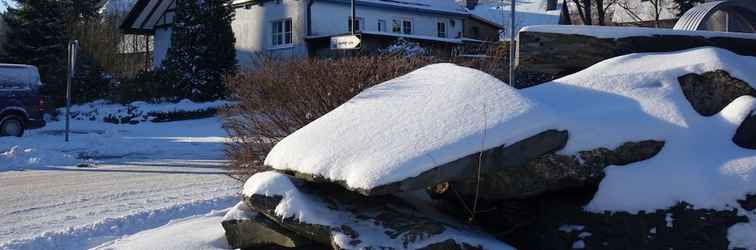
[221,202,322,249]
[281,130,568,196]
[734,111,756,149]
[678,70,756,116]
[433,140,664,200]
[436,185,750,250]
[516,29,756,88]
[739,194,756,211]
[243,172,512,250]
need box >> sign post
[508,0,516,88]
[65,40,79,142]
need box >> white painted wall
[311,1,465,40]
[232,0,308,67]
[153,27,172,67]
[152,0,308,68]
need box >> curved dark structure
[674,0,756,33]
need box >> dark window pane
[392,20,401,33]
[403,20,412,34]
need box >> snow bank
[221,202,256,222]
[264,47,756,245]
[521,25,756,40]
[91,209,233,250]
[265,63,556,191]
[242,171,514,250]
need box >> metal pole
[509,0,516,87]
[351,0,357,34]
[65,40,78,142]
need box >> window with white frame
[392,18,413,34]
[272,18,292,47]
[437,22,447,38]
[402,19,413,34]
[348,16,365,32]
[378,19,386,32]
[392,19,401,33]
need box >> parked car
[0,64,45,137]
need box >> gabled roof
[467,0,563,28]
[120,0,175,34]
[317,0,468,16]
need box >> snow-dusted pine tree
[2,0,114,106]
[2,0,68,105]
[161,0,236,101]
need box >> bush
[221,55,436,180]
[117,69,176,104]
[453,41,511,83]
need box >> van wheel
[1,115,24,137]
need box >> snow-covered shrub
[221,55,435,180]
[380,38,428,58]
[68,99,228,124]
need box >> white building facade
[121,0,497,67]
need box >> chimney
[547,0,557,11]
[466,0,479,10]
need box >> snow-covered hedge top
[67,99,230,122]
[266,47,756,214]
[521,25,756,40]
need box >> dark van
[0,64,45,137]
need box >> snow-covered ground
[91,209,231,250]
[0,108,239,249]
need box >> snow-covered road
[0,118,241,250]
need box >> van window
[0,67,40,90]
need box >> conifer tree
[161,0,236,101]
[2,0,114,106]
[2,0,69,106]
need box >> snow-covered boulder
[265,63,560,196]
[735,113,756,149]
[256,47,756,249]
[241,172,512,250]
[221,202,319,249]
[267,47,756,212]
[516,25,756,88]
[678,70,756,116]
[438,140,665,200]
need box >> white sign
[330,35,361,50]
